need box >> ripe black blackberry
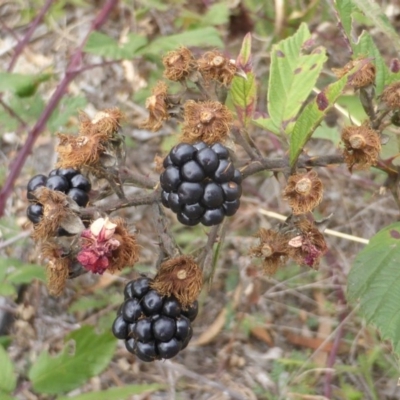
[160,142,242,226]
[26,168,91,230]
[112,276,197,362]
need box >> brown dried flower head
[77,217,139,275]
[333,58,375,89]
[162,47,197,82]
[288,219,327,269]
[250,228,290,276]
[283,170,323,215]
[31,187,84,241]
[341,125,381,170]
[141,81,170,131]
[150,255,203,307]
[79,108,124,139]
[181,100,233,144]
[40,242,71,296]
[56,133,105,169]
[381,82,400,110]
[197,50,237,86]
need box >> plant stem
[0,0,120,217]
[7,0,55,72]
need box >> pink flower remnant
[77,218,120,274]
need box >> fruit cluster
[112,277,198,362]
[160,142,242,226]
[26,168,91,226]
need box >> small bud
[141,81,170,132]
[181,100,233,145]
[197,50,237,86]
[283,171,323,215]
[150,255,203,307]
[341,125,381,171]
[333,58,375,89]
[390,59,400,73]
[250,229,290,276]
[381,82,400,110]
[162,47,197,82]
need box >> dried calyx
[197,50,237,86]
[56,108,124,172]
[141,81,171,132]
[250,217,327,274]
[150,255,203,307]
[181,100,233,145]
[333,58,376,89]
[162,47,197,82]
[31,187,84,241]
[381,82,400,110]
[341,124,381,171]
[283,170,323,215]
[250,229,290,275]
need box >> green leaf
[0,345,16,393]
[0,72,51,97]
[48,95,88,132]
[347,222,400,355]
[236,33,252,72]
[253,23,327,135]
[289,74,348,167]
[29,325,117,394]
[353,31,388,95]
[0,257,45,297]
[142,27,223,56]
[230,74,257,129]
[202,3,229,26]
[0,391,15,400]
[351,0,400,53]
[334,0,356,39]
[56,384,162,400]
[84,32,147,59]
[229,34,257,128]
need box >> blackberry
[27,204,43,224]
[27,175,47,200]
[26,169,91,229]
[160,141,242,226]
[112,277,197,362]
[67,188,89,207]
[70,174,91,193]
[46,175,69,193]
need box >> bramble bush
[3,0,400,398]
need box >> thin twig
[258,209,369,244]
[152,201,180,259]
[82,191,159,216]
[0,231,31,249]
[7,0,55,72]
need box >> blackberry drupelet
[112,277,197,362]
[160,142,242,226]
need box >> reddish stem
[0,0,119,217]
[7,0,55,72]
